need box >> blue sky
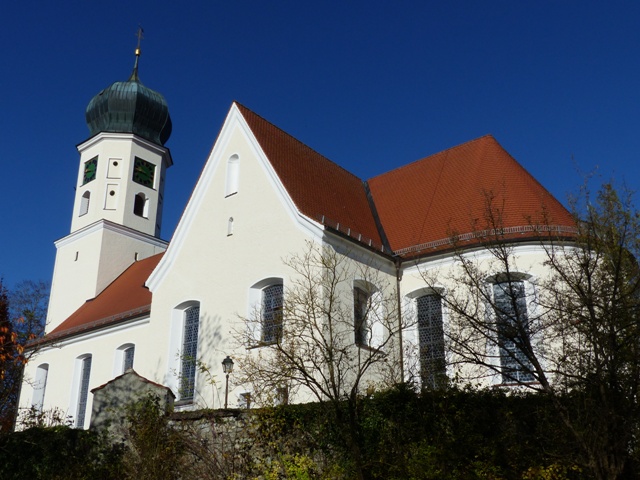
[1,1,639,289]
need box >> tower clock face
[133,157,155,188]
[83,157,98,185]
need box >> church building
[18,49,575,428]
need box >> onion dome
[85,50,172,146]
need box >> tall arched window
[353,280,384,349]
[79,191,90,216]
[416,294,445,389]
[248,279,284,346]
[114,344,135,375]
[492,278,534,384]
[262,284,283,344]
[180,305,200,401]
[75,355,92,428]
[225,154,240,196]
[32,363,49,412]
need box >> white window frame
[32,363,49,412]
[69,354,92,429]
[167,301,201,402]
[225,154,240,197]
[79,191,90,216]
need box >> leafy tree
[0,281,22,431]
[421,183,640,480]
[9,280,48,341]
[237,242,404,480]
[0,280,49,432]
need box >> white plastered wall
[18,318,152,429]
[146,109,324,409]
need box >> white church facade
[18,52,575,428]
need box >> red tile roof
[45,253,163,341]
[367,135,575,255]
[236,103,383,247]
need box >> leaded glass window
[123,346,135,371]
[76,356,92,428]
[262,285,283,344]
[417,294,446,388]
[354,287,370,346]
[180,306,200,401]
[493,281,534,384]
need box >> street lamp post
[222,356,234,409]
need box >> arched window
[133,192,149,218]
[123,346,135,370]
[75,355,92,428]
[248,279,283,346]
[32,363,49,412]
[180,305,200,401]
[353,280,384,349]
[416,294,445,389]
[79,191,90,216]
[227,217,234,236]
[114,344,135,375]
[262,284,283,344]
[225,154,240,196]
[491,278,534,384]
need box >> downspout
[395,257,404,383]
[362,181,404,382]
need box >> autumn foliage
[0,280,45,431]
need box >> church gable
[147,103,328,292]
[235,104,382,246]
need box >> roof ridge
[233,101,365,183]
[368,134,496,181]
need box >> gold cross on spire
[135,26,144,57]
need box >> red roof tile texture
[367,135,574,254]
[236,103,383,246]
[47,253,163,339]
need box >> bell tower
[46,33,173,333]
